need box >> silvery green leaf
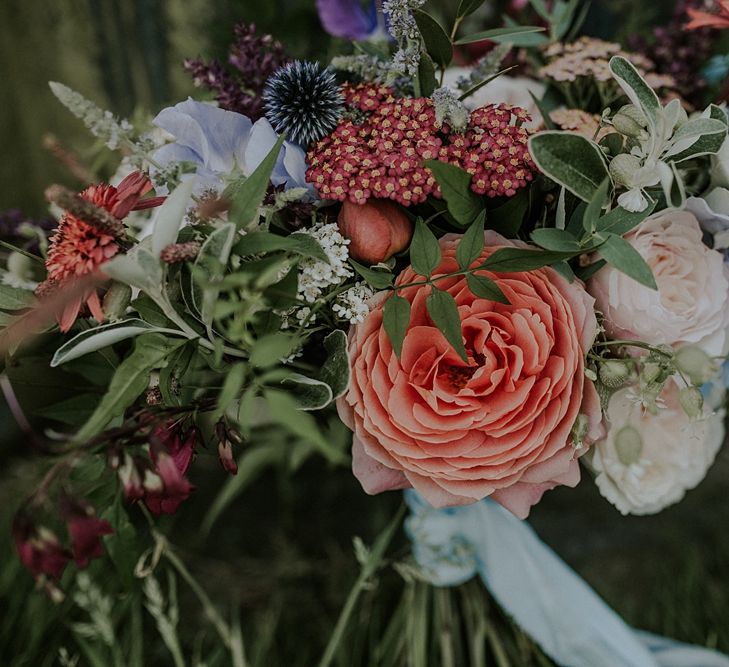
[658,161,686,209]
[283,373,334,411]
[151,178,195,257]
[102,244,163,293]
[609,57,660,132]
[662,99,686,134]
[319,329,350,401]
[192,223,237,329]
[556,187,567,230]
[51,319,182,367]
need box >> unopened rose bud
[674,346,716,386]
[609,154,642,188]
[679,386,704,419]
[614,425,643,465]
[599,359,632,388]
[338,200,414,265]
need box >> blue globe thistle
[263,61,344,147]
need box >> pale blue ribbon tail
[404,490,729,667]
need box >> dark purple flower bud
[60,497,113,568]
[12,512,71,580]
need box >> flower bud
[599,359,632,388]
[338,200,414,265]
[218,440,238,475]
[609,154,642,188]
[678,386,704,419]
[614,425,643,465]
[674,346,716,386]
[641,361,663,385]
[612,105,647,138]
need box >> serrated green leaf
[455,212,486,269]
[599,234,657,289]
[426,288,467,362]
[414,10,453,69]
[229,133,286,229]
[528,132,610,202]
[350,260,394,289]
[383,294,411,358]
[454,26,545,45]
[410,219,442,277]
[466,274,508,303]
[424,160,483,226]
[530,228,581,252]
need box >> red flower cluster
[42,172,164,332]
[115,420,196,515]
[307,83,535,207]
[13,498,113,583]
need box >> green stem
[317,504,406,667]
[593,339,673,356]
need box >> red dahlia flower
[686,0,729,29]
[42,171,163,332]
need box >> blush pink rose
[337,231,604,518]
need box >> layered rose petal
[338,231,601,517]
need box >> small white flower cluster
[49,82,134,150]
[298,222,353,303]
[333,282,374,324]
[383,0,426,76]
[431,87,471,132]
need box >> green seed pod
[641,361,663,385]
[599,359,632,389]
[674,346,716,386]
[679,386,704,420]
[613,105,647,138]
[614,425,643,466]
[609,154,641,188]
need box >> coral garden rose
[337,199,414,264]
[337,231,603,518]
[588,211,729,356]
[590,379,725,516]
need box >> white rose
[588,211,729,356]
[686,190,729,250]
[590,380,725,516]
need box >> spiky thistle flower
[263,61,344,147]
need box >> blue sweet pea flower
[316,0,382,40]
[152,98,314,198]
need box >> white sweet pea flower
[590,379,725,516]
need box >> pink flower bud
[218,440,238,475]
[337,200,414,265]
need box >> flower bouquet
[3,0,729,665]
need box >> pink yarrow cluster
[307,83,535,207]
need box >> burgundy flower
[12,513,71,580]
[218,440,238,475]
[60,497,113,568]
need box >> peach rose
[337,231,603,518]
[337,200,414,264]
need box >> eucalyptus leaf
[413,10,453,69]
[151,179,195,257]
[51,319,180,367]
[599,234,657,289]
[424,160,483,226]
[410,219,442,278]
[383,294,411,358]
[529,132,610,202]
[426,288,468,362]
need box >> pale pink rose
[337,231,603,518]
[588,211,729,356]
[338,199,414,265]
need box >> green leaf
[609,56,660,130]
[33,394,99,426]
[487,187,529,237]
[413,10,453,69]
[318,329,351,401]
[455,211,486,269]
[456,0,486,17]
[212,363,247,422]
[529,92,556,130]
[458,67,516,103]
[249,332,301,368]
[416,52,438,98]
[383,294,411,358]
[151,179,195,257]
[410,219,442,278]
[528,132,610,202]
[599,234,657,289]
[454,26,545,45]
[480,247,576,272]
[530,228,581,252]
[349,260,394,290]
[426,288,467,362]
[283,373,333,411]
[102,244,163,294]
[74,334,186,443]
[0,284,34,311]
[668,131,727,163]
[234,231,328,263]
[193,223,237,329]
[466,274,508,303]
[582,178,611,234]
[424,160,483,226]
[229,133,286,229]
[594,202,656,237]
[263,388,347,464]
[51,319,179,367]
